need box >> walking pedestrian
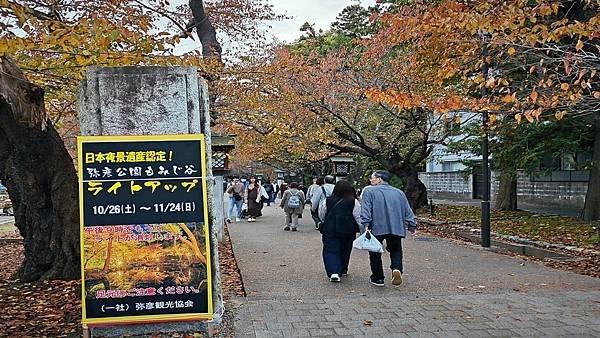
[256,179,269,215]
[280,182,305,231]
[309,177,325,228]
[225,176,245,223]
[245,177,263,222]
[318,180,361,282]
[270,181,277,203]
[310,175,335,229]
[306,178,319,202]
[360,170,417,287]
[279,182,288,198]
[263,180,274,206]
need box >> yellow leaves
[560,83,570,91]
[555,111,566,121]
[575,40,584,51]
[489,114,497,124]
[594,92,600,99]
[507,47,516,55]
[515,113,522,124]
[530,90,538,103]
[454,115,461,124]
[538,3,554,17]
[502,93,516,103]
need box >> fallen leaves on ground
[0,243,81,337]
[219,226,246,299]
[0,224,247,338]
[418,204,599,248]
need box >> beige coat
[280,188,305,214]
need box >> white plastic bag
[353,231,384,253]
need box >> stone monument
[77,66,223,336]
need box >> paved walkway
[228,202,600,337]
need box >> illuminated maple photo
[83,223,208,299]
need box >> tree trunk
[189,0,222,61]
[495,172,518,211]
[392,166,428,210]
[0,57,79,282]
[582,120,600,221]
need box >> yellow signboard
[77,134,212,325]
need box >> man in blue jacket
[360,170,417,287]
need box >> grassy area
[418,205,599,248]
[0,222,18,237]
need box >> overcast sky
[175,0,375,55]
[268,0,376,43]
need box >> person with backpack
[318,180,361,282]
[279,182,305,231]
[310,175,335,229]
[226,176,245,223]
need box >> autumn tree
[0,0,280,281]
[218,4,471,209]
[367,0,599,216]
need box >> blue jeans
[227,197,243,219]
[322,233,355,277]
[369,234,403,280]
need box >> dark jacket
[321,197,360,235]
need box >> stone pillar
[213,176,225,243]
[78,66,223,336]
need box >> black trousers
[322,233,355,277]
[368,234,403,280]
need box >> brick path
[228,202,600,337]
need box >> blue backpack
[287,191,301,208]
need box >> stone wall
[419,172,472,199]
[516,171,587,208]
[420,171,587,209]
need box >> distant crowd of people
[225,170,416,287]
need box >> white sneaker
[330,274,340,283]
[235,217,241,222]
[391,269,402,286]
[226,218,231,223]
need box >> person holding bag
[318,180,361,283]
[245,177,263,222]
[360,170,417,287]
[226,176,245,223]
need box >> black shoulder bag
[318,198,344,233]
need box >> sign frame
[77,134,213,326]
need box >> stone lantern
[211,135,235,176]
[331,155,355,181]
